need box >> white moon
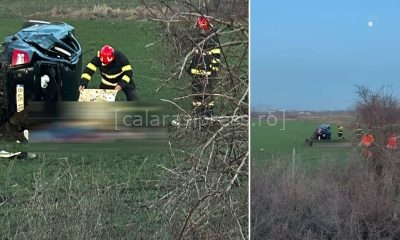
[368,21,373,27]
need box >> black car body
[0,20,82,124]
[314,124,332,140]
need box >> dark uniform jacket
[81,50,134,89]
[189,32,221,76]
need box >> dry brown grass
[251,154,400,240]
[28,4,164,20]
[251,86,400,239]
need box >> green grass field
[0,2,180,239]
[251,118,355,171]
[0,1,248,238]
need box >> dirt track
[312,141,353,148]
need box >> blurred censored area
[25,102,168,153]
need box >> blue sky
[251,0,400,111]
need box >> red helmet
[195,16,212,31]
[99,45,115,65]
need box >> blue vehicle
[313,124,332,140]
[0,20,82,124]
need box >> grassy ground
[0,1,249,238]
[0,3,180,239]
[251,118,355,172]
[0,152,175,238]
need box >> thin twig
[226,152,248,192]
[178,193,215,240]
[160,98,188,114]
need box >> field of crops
[251,117,355,171]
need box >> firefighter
[361,130,374,147]
[188,16,221,117]
[79,45,138,101]
[337,123,344,140]
[354,122,363,136]
[360,130,374,158]
[386,133,398,150]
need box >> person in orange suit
[360,130,374,158]
[361,131,374,147]
[386,133,398,150]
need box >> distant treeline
[251,110,354,120]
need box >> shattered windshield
[17,23,73,49]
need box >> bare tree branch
[142,1,248,238]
